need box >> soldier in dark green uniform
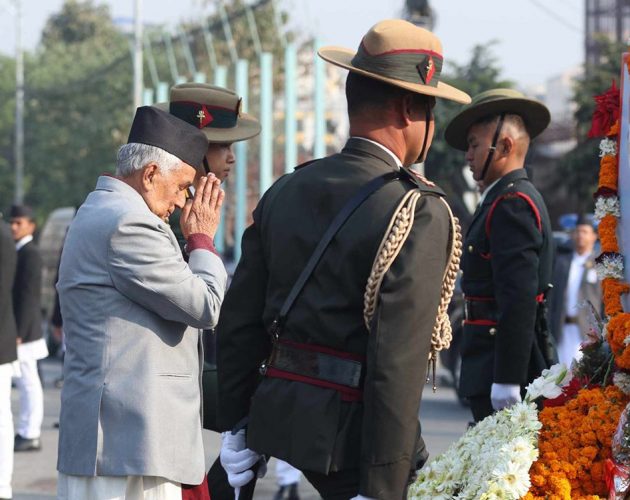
[444,89,557,423]
[215,19,470,500]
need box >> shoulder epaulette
[400,167,446,196]
[485,185,542,236]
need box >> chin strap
[417,101,432,163]
[480,113,506,182]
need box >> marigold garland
[525,386,629,499]
[609,119,621,137]
[608,313,630,370]
[599,214,620,253]
[602,278,630,317]
[598,155,619,191]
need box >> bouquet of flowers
[409,366,571,500]
[408,402,540,499]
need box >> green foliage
[555,37,625,212]
[0,56,16,214]
[12,1,133,220]
[40,0,119,48]
[0,0,290,221]
[425,42,513,225]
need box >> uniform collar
[479,169,529,207]
[343,137,402,171]
[16,234,33,251]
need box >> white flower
[542,363,573,386]
[594,195,621,221]
[624,335,630,347]
[525,375,563,400]
[600,137,618,157]
[492,460,532,498]
[614,372,630,395]
[596,253,625,280]
[409,401,540,499]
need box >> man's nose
[175,192,187,209]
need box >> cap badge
[196,105,214,129]
[417,55,435,85]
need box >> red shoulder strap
[485,191,542,237]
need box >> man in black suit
[216,20,470,500]
[549,215,601,366]
[0,218,18,499]
[445,89,556,422]
[10,205,47,452]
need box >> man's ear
[499,136,514,156]
[141,163,160,189]
[401,93,415,125]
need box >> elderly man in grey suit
[56,106,227,500]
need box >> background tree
[21,0,132,219]
[0,56,16,213]
[556,37,625,213]
[425,42,513,228]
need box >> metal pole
[284,43,297,173]
[162,32,180,83]
[271,0,287,47]
[259,52,273,195]
[213,66,228,88]
[142,88,154,105]
[156,82,169,102]
[178,26,197,77]
[245,5,262,56]
[144,34,160,89]
[202,26,218,70]
[313,38,326,159]
[14,0,24,204]
[234,59,249,262]
[133,0,143,109]
[213,65,228,254]
[219,2,238,64]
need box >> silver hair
[115,143,182,177]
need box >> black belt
[263,339,365,401]
[565,316,578,325]
[464,298,498,322]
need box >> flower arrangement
[522,76,630,499]
[408,402,541,499]
[524,385,628,499]
[408,69,630,500]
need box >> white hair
[115,143,182,177]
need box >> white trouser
[557,324,583,368]
[57,473,181,500]
[0,363,14,499]
[14,356,43,439]
[276,460,301,487]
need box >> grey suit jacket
[56,175,227,485]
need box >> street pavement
[11,357,471,499]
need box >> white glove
[350,496,377,500]
[220,430,267,489]
[490,383,522,410]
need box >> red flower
[543,377,592,407]
[588,80,621,138]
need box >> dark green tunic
[216,138,451,499]
[459,168,554,399]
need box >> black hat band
[351,43,443,88]
[170,101,239,130]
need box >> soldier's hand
[490,383,521,411]
[180,173,224,240]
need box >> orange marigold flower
[599,214,619,253]
[602,278,630,317]
[599,155,619,190]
